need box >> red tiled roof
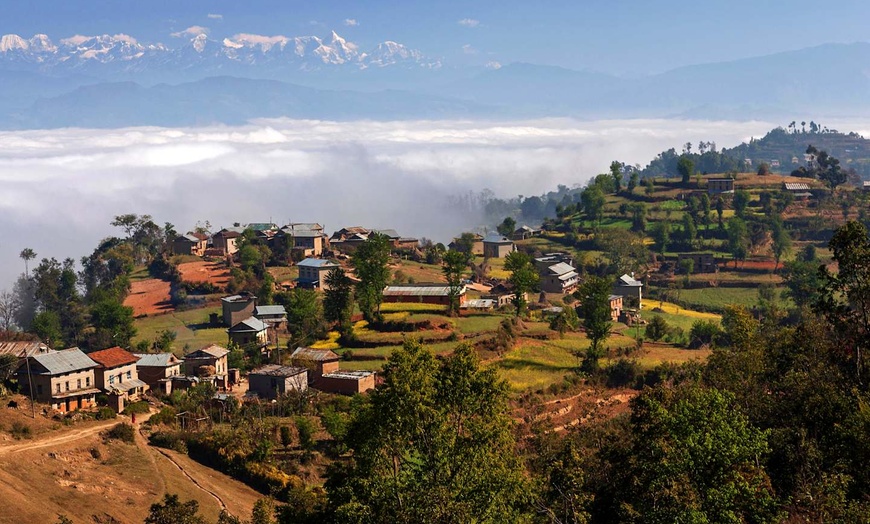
[87,346,140,369]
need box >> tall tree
[610,160,623,193]
[580,185,605,225]
[677,155,694,185]
[733,189,750,219]
[279,289,326,348]
[88,298,136,349]
[327,340,530,522]
[442,250,468,316]
[324,268,354,340]
[0,290,19,331]
[627,171,640,194]
[504,251,539,317]
[19,248,36,276]
[771,220,792,272]
[352,233,392,322]
[577,276,613,372]
[727,217,749,266]
[497,216,517,237]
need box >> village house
[227,317,269,350]
[297,258,341,290]
[448,233,484,256]
[254,304,288,330]
[783,182,814,200]
[678,252,717,273]
[291,347,340,384]
[17,348,101,413]
[512,225,541,240]
[171,232,208,256]
[184,345,230,385]
[613,273,643,308]
[221,292,257,327]
[535,253,579,294]
[0,340,52,360]
[374,229,419,250]
[707,177,734,194]
[329,226,370,253]
[482,232,515,259]
[247,365,308,399]
[290,347,375,394]
[212,227,243,256]
[134,352,183,395]
[383,283,467,306]
[318,370,376,394]
[609,295,624,323]
[88,346,147,412]
[483,282,527,307]
[276,225,327,257]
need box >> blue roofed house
[254,304,288,330]
[297,258,341,290]
[613,273,643,308]
[228,317,270,350]
[17,347,101,413]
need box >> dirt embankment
[178,261,231,288]
[125,278,173,317]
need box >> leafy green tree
[644,177,655,196]
[619,386,780,523]
[145,493,206,524]
[327,341,530,523]
[645,315,669,342]
[629,203,646,233]
[715,196,725,228]
[680,213,697,249]
[771,220,792,272]
[807,145,847,191]
[781,259,824,310]
[699,193,711,230]
[324,268,355,340]
[88,298,136,349]
[497,216,516,237]
[442,250,468,316]
[580,184,605,225]
[452,232,478,260]
[677,155,694,185]
[577,276,613,372]
[31,311,63,348]
[733,189,750,218]
[627,171,639,194]
[504,252,539,317]
[650,221,671,256]
[352,233,392,322]
[727,217,749,266]
[279,289,326,347]
[610,160,623,192]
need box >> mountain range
[2,30,870,128]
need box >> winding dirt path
[0,419,120,455]
[152,447,228,512]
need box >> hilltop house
[227,317,269,350]
[17,348,100,413]
[448,233,484,256]
[512,225,541,240]
[613,274,643,308]
[88,346,147,412]
[783,182,813,200]
[254,304,288,330]
[609,295,624,322]
[482,232,515,259]
[134,352,183,395]
[290,347,375,394]
[383,283,467,306]
[678,253,717,273]
[184,344,230,385]
[483,282,527,307]
[535,253,579,294]
[297,258,341,290]
[172,232,209,256]
[707,178,734,194]
[212,227,244,256]
[247,365,308,399]
[276,225,327,257]
[291,347,341,384]
[221,292,257,327]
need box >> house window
[126,370,131,379]
[77,379,81,389]
[56,383,60,393]
[65,381,70,392]
[109,375,115,385]
[86,377,90,386]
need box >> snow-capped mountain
[0,30,439,77]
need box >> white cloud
[344,18,359,27]
[207,13,223,20]
[458,18,480,28]
[462,44,477,55]
[0,117,787,290]
[170,25,209,38]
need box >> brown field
[125,278,173,317]
[178,261,231,289]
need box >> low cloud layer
[0,117,787,289]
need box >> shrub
[122,401,150,415]
[295,416,315,451]
[104,423,135,443]
[149,430,188,453]
[149,406,177,426]
[606,358,642,388]
[645,315,669,342]
[280,426,293,448]
[96,407,117,420]
[688,319,723,349]
[10,421,31,440]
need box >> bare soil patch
[125,278,173,317]
[178,261,231,289]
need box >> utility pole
[22,349,35,419]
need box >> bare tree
[0,290,19,331]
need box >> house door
[65,398,71,412]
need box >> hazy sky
[3,0,870,74]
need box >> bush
[104,423,135,443]
[122,401,150,415]
[295,416,315,451]
[688,319,723,349]
[606,358,642,388]
[96,407,117,420]
[645,315,669,342]
[149,430,188,453]
[149,406,177,426]
[10,421,31,440]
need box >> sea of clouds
[0,117,789,289]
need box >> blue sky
[3,0,870,74]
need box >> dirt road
[0,418,120,455]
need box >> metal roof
[0,341,51,358]
[462,299,495,309]
[228,317,268,333]
[483,232,512,244]
[188,344,230,359]
[383,284,465,297]
[297,258,339,268]
[134,353,180,367]
[558,271,579,281]
[547,262,576,276]
[254,305,287,316]
[27,348,98,375]
[374,229,400,239]
[221,293,256,304]
[322,370,375,380]
[617,274,643,287]
[291,347,341,361]
[784,182,811,191]
[107,378,147,394]
[249,364,307,377]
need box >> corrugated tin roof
[374,229,400,239]
[107,378,147,394]
[29,348,98,375]
[134,353,180,367]
[189,344,230,359]
[462,299,495,309]
[618,274,642,287]
[249,364,307,377]
[547,262,576,276]
[383,284,465,297]
[254,305,287,316]
[557,271,579,281]
[221,293,256,304]
[229,317,268,332]
[0,341,51,357]
[784,182,811,191]
[322,370,375,380]
[291,347,341,361]
[483,232,512,244]
[297,258,339,268]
